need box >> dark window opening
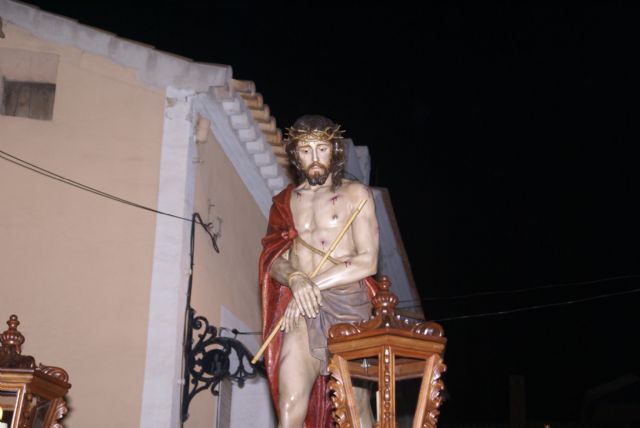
[1,79,56,120]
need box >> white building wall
[140,87,197,428]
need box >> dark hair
[284,115,346,190]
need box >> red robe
[259,184,377,427]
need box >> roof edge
[0,0,231,90]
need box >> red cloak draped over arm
[259,184,378,428]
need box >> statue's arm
[269,250,295,284]
[271,249,322,329]
[314,185,379,291]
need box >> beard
[304,162,330,186]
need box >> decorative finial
[378,276,391,291]
[0,314,35,369]
[371,275,398,319]
[1,314,25,354]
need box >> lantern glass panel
[32,399,52,428]
[396,377,422,426]
[344,354,430,426]
[0,390,17,426]
[348,356,379,382]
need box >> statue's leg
[278,318,321,428]
[354,386,374,428]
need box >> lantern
[328,277,447,428]
[0,315,71,428]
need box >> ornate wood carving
[38,364,69,383]
[327,278,448,428]
[49,398,69,428]
[423,359,446,428]
[0,315,36,369]
[0,315,71,428]
[18,392,34,428]
[413,355,447,428]
[328,357,352,428]
[380,346,394,427]
[329,277,445,340]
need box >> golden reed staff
[251,198,368,365]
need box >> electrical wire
[396,273,640,308]
[0,149,220,249]
[428,287,640,322]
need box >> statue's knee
[279,390,308,423]
[279,391,302,412]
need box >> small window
[1,79,56,120]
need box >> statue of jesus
[259,115,379,427]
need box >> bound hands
[282,271,323,333]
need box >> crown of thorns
[284,125,345,144]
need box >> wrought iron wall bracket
[181,307,265,422]
[180,213,265,423]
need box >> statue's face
[296,138,332,185]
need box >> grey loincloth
[305,282,371,375]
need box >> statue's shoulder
[342,179,370,193]
[272,184,294,204]
[341,179,372,199]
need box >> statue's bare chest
[290,188,350,238]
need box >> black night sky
[23,1,639,425]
